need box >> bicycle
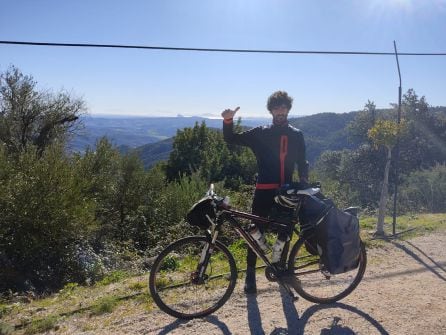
[149,183,367,319]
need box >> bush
[0,145,97,292]
[398,164,446,213]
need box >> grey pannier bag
[315,206,361,274]
[274,184,361,274]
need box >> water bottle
[271,239,286,264]
[249,228,269,252]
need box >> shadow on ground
[246,287,389,335]
[156,289,389,335]
[390,239,446,281]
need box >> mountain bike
[149,184,367,319]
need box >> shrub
[399,164,446,213]
[0,145,97,292]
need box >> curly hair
[267,91,293,112]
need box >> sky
[1,0,446,118]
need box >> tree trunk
[376,146,392,236]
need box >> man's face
[271,104,289,125]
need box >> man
[221,90,309,294]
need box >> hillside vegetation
[1,67,446,299]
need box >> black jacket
[223,119,309,189]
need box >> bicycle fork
[194,222,220,283]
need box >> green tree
[75,138,151,248]
[0,144,97,291]
[0,66,85,155]
[314,146,385,208]
[347,100,377,144]
[398,89,446,172]
[165,120,256,188]
[75,137,122,241]
[398,164,446,213]
[114,152,150,245]
[165,122,209,180]
[368,119,406,235]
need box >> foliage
[0,144,98,292]
[0,322,14,335]
[24,316,59,335]
[90,296,120,315]
[74,137,152,249]
[368,119,405,235]
[165,120,257,189]
[97,270,130,286]
[398,89,446,173]
[315,89,446,211]
[165,121,210,180]
[368,119,405,149]
[398,164,446,213]
[347,100,378,144]
[314,146,385,208]
[0,66,85,155]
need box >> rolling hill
[131,112,359,168]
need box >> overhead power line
[1,40,446,56]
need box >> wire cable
[1,40,446,56]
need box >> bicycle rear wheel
[288,238,367,304]
[149,236,237,319]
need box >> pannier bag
[284,190,361,274]
[298,193,333,256]
[316,207,361,274]
[186,196,216,229]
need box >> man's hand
[221,107,240,120]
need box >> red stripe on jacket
[280,135,288,185]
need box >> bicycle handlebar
[208,181,322,211]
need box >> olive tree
[368,119,406,236]
[0,66,85,155]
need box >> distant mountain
[132,112,359,168]
[70,115,269,152]
[71,107,445,169]
[289,112,358,162]
[133,137,174,168]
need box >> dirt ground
[44,230,446,335]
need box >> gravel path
[146,231,446,335]
[56,230,446,335]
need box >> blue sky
[1,0,445,118]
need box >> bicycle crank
[265,266,279,282]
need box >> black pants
[247,189,290,267]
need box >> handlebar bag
[186,196,216,230]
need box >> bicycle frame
[213,199,304,272]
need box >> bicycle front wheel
[288,239,367,304]
[149,236,237,319]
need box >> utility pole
[392,41,402,236]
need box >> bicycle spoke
[289,239,367,303]
[149,236,237,319]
